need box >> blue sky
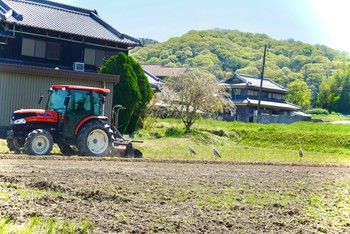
[58,0,350,53]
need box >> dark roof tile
[142,64,188,78]
[0,0,141,46]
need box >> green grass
[0,178,93,233]
[135,118,350,164]
[312,113,350,122]
[0,217,94,234]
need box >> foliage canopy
[131,29,349,111]
[158,68,235,132]
[99,53,153,133]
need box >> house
[141,64,188,91]
[222,74,311,123]
[142,68,162,92]
[0,0,141,71]
[0,0,142,137]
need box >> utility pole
[257,44,268,123]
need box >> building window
[272,93,284,100]
[84,48,105,66]
[248,90,258,97]
[35,40,46,58]
[232,88,241,97]
[261,91,268,98]
[46,42,61,60]
[21,38,60,60]
[22,38,36,57]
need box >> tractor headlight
[11,118,26,124]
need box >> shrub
[165,127,183,137]
[304,108,329,115]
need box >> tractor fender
[74,116,108,136]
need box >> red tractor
[6,85,142,157]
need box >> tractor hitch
[112,139,143,158]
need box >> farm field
[1,118,350,232]
[0,156,350,233]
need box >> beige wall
[0,64,119,129]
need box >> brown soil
[0,155,350,233]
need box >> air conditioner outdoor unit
[73,62,85,72]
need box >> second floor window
[84,48,105,66]
[248,90,258,97]
[21,38,60,60]
[232,88,241,97]
[272,93,285,100]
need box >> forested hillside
[130,29,350,110]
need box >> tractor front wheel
[24,129,53,155]
[77,121,113,156]
[7,136,25,153]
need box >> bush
[304,108,329,115]
[165,127,183,137]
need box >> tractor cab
[46,85,109,140]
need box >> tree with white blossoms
[158,68,235,132]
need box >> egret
[188,144,196,155]
[188,139,196,155]
[211,140,221,158]
[299,141,303,158]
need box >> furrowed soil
[0,155,350,233]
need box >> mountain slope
[130,29,348,106]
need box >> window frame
[21,38,61,61]
[84,48,106,66]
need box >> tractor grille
[12,113,37,120]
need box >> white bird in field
[188,144,196,155]
[211,140,221,158]
[188,139,196,155]
[299,141,303,158]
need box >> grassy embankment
[133,117,350,164]
[1,115,350,164]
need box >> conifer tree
[100,53,152,133]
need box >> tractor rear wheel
[7,136,25,153]
[24,129,53,155]
[77,120,113,156]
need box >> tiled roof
[236,98,300,110]
[142,64,188,78]
[0,0,141,46]
[224,74,288,92]
[143,69,162,91]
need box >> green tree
[316,76,332,110]
[158,68,235,132]
[290,55,308,72]
[318,63,350,113]
[236,66,260,77]
[286,79,311,108]
[337,66,350,113]
[128,56,153,132]
[99,53,144,133]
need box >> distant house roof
[0,0,141,46]
[143,69,162,91]
[223,74,288,92]
[141,64,188,79]
[235,98,300,111]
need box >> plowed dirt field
[0,155,350,233]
